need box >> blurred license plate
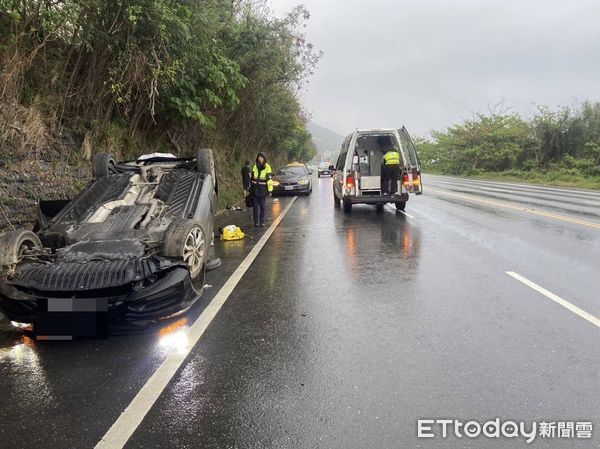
[35,298,108,339]
[284,185,294,190]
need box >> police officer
[381,147,401,195]
[250,152,273,227]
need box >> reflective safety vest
[251,163,273,195]
[383,150,401,166]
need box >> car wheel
[0,230,43,267]
[162,219,207,291]
[92,152,116,178]
[343,199,352,213]
[376,203,385,213]
[395,201,406,211]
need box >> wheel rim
[182,227,205,278]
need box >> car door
[398,127,423,194]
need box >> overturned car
[0,150,218,337]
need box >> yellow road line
[428,187,600,230]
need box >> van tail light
[346,175,355,190]
[403,173,410,186]
[413,173,420,186]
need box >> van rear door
[398,127,423,194]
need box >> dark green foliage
[0,0,318,166]
[417,102,600,185]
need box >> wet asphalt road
[0,173,599,448]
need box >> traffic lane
[126,183,598,448]
[0,197,293,449]
[410,191,600,316]
[426,174,600,202]
[425,175,600,220]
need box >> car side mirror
[328,165,335,171]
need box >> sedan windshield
[277,166,307,176]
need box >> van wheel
[376,203,385,213]
[395,201,406,211]
[343,200,352,213]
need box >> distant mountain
[307,121,345,160]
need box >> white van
[332,127,422,212]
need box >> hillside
[0,2,320,231]
[308,121,345,159]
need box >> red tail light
[413,173,420,186]
[403,173,410,185]
[346,175,355,189]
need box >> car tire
[0,230,43,267]
[162,219,207,291]
[395,201,406,211]
[92,152,116,178]
[343,199,352,213]
[376,203,385,213]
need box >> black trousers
[381,164,400,194]
[252,195,266,224]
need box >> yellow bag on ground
[221,225,245,241]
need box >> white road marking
[584,200,600,206]
[385,204,415,218]
[397,210,415,219]
[506,271,600,328]
[95,197,298,449]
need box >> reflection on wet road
[1,174,599,448]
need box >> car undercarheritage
[0,150,219,337]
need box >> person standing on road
[241,160,252,208]
[381,147,401,195]
[241,160,251,193]
[250,153,273,227]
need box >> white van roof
[357,128,398,132]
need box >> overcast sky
[269,0,600,136]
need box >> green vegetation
[416,102,600,189]
[0,0,319,226]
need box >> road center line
[428,187,600,230]
[95,197,298,449]
[506,271,600,328]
